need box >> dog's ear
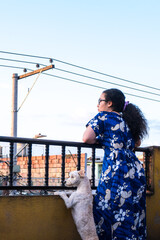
[78,170,85,178]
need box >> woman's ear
[107,101,113,108]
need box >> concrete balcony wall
[146,147,160,240]
[0,195,81,240]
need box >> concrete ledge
[0,195,81,240]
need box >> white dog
[55,170,98,240]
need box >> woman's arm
[83,126,97,144]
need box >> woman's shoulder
[98,111,122,120]
[90,111,123,124]
[96,111,108,121]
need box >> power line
[55,68,160,97]
[43,72,160,103]
[0,56,160,97]
[0,50,160,92]
[0,57,46,67]
[0,64,25,70]
[0,50,49,60]
[0,62,160,103]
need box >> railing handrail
[0,135,151,152]
[0,135,101,148]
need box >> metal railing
[0,136,153,194]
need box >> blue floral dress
[87,111,146,240]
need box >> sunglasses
[98,98,107,105]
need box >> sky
[0,0,160,150]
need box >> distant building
[87,156,103,186]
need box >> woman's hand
[83,126,97,144]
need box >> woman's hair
[103,88,148,142]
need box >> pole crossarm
[18,64,54,79]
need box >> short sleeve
[86,112,108,142]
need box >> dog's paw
[54,191,62,196]
[54,191,66,197]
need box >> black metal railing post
[145,148,154,193]
[45,144,49,187]
[27,143,32,186]
[9,142,14,186]
[77,146,81,170]
[91,147,96,188]
[61,146,65,187]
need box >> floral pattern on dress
[86,111,146,240]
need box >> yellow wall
[0,195,81,240]
[146,147,160,240]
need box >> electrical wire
[0,56,160,97]
[0,62,160,102]
[43,72,160,103]
[0,57,46,67]
[55,68,160,97]
[0,64,25,70]
[0,50,160,92]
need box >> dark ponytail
[122,103,148,142]
[103,88,148,142]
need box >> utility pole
[11,64,54,165]
[11,73,18,164]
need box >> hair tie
[123,101,129,111]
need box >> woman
[83,88,148,240]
